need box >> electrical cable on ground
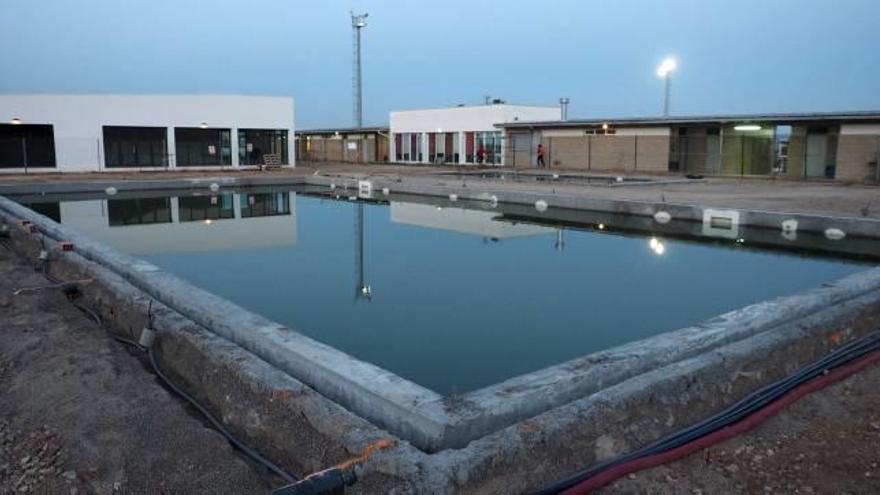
[536,331,880,494]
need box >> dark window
[175,128,231,166]
[178,194,235,222]
[240,192,291,218]
[103,126,167,168]
[21,202,61,222]
[238,129,289,165]
[0,124,56,168]
[108,198,172,226]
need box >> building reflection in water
[33,192,296,255]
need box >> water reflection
[178,194,235,222]
[108,197,172,226]
[37,192,295,255]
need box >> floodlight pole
[351,12,368,128]
[663,73,671,117]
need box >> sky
[1,0,878,128]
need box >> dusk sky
[1,0,878,128]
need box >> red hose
[562,350,880,495]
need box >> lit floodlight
[657,57,677,77]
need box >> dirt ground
[601,361,880,494]
[0,245,277,494]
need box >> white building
[0,94,294,172]
[389,103,561,166]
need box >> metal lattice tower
[351,12,368,128]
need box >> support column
[166,127,176,169]
[459,132,465,165]
[421,133,429,164]
[231,127,240,168]
[389,133,396,163]
[233,193,243,219]
[288,130,295,167]
[170,197,180,223]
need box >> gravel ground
[0,245,277,494]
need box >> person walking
[476,146,486,164]
[536,143,546,168]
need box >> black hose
[535,330,880,494]
[69,288,298,484]
[147,346,297,484]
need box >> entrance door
[705,133,721,174]
[508,132,531,168]
[805,130,828,178]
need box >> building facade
[296,127,389,163]
[0,94,295,172]
[390,103,561,166]
[501,112,880,182]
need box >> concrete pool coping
[3,179,880,453]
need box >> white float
[381,188,390,196]
[824,228,846,240]
[535,200,549,212]
[653,211,672,224]
[104,186,118,196]
[781,219,798,232]
[209,183,220,192]
[449,193,458,202]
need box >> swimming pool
[15,188,871,394]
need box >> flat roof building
[499,111,880,182]
[0,94,295,172]
[390,102,561,166]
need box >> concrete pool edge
[3,189,880,453]
[305,173,880,239]
[3,194,880,493]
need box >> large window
[394,132,425,163]
[175,128,231,166]
[240,192,291,218]
[668,124,839,179]
[474,131,502,164]
[428,133,461,163]
[103,126,167,168]
[178,194,235,222]
[238,129,289,165]
[108,198,172,226]
[0,124,56,168]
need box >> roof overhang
[497,111,880,130]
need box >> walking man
[536,144,546,168]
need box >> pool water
[19,190,869,394]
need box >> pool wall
[306,173,880,239]
[2,178,880,493]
